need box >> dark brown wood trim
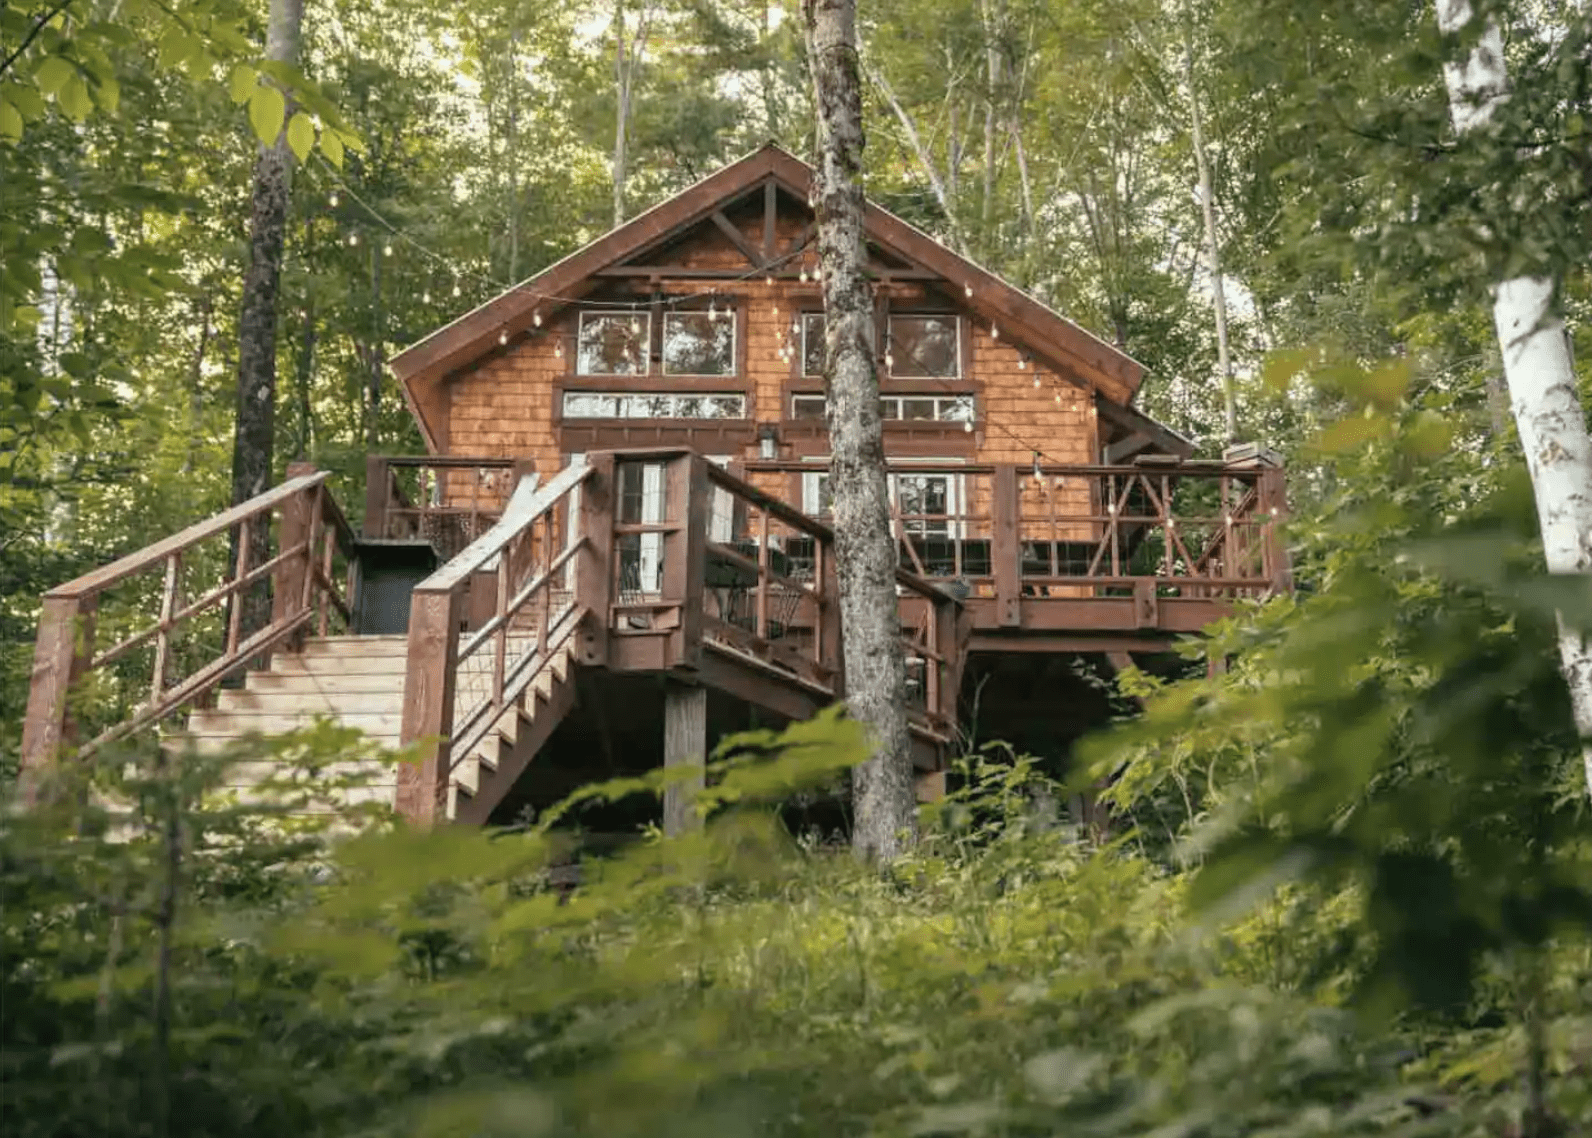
[786,377,979,395]
[558,422,757,451]
[762,179,777,261]
[559,375,750,394]
[711,210,764,267]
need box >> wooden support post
[363,455,389,538]
[1258,465,1292,593]
[397,588,464,825]
[663,683,707,837]
[576,455,615,665]
[993,464,1021,627]
[18,594,97,795]
[915,770,947,803]
[272,462,318,647]
[662,455,710,668]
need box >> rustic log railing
[18,467,357,790]
[396,461,598,823]
[743,456,1290,625]
[363,455,522,560]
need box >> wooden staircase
[185,632,580,822]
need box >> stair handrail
[18,467,357,796]
[398,459,598,823]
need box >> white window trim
[661,310,738,378]
[576,310,651,377]
[800,457,966,539]
[561,391,748,420]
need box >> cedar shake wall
[442,210,1102,531]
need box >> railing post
[397,586,464,825]
[993,465,1021,627]
[272,461,318,653]
[575,455,615,665]
[1258,464,1292,594]
[662,454,709,669]
[18,593,97,799]
[363,455,389,539]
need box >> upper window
[577,312,649,376]
[801,313,826,377]
[788,393,973,423]
[663,310,736,376]
[889,315,959,378]
[563,391,747,419]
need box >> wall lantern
[757,424,779,460]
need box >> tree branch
[0,0,78,79]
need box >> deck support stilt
[663,683,707,836]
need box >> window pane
[563,393,618,418]
[940,396,975,422]
[791,395,826,420]
[900,398,936,421]
[578,313,649,376]
[632,394,675,418]
[706,395,746,418]
[889,315,959,377]
[879,398,902,420]
[663,311,735,376]
[673,396,704,418]
[802,313,826,377]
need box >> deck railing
[743,455,1290,624]
[607,450,962,733]
[363,455,522,560]
[18,464,356,793]
[396,461,599,823]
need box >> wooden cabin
[19,145,1289,832]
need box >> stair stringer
[448,641,580,826]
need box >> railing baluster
[756,507,769,639]
[227,517,250,655]
[150,553,182,702]
[494,542,509,707]
[537,516,551,658]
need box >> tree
[1434,0,1592,790]
[803,0,915,860]
[230,0,306,635]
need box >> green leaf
[319,127,344,167]
[284,111,314,162]
[0,99,20,141]
[248,85,285,146]
[3,82,46,119]
[57,73,92,122]
[91,75,119,114]
[229,64,257,105]
[35,55,75,96]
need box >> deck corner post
[273,462,319,652]
[1258,464,1292,593]
[363,455,388,539]
[575,454,616,665]
[18,593,97,799]
[994,464,1021,627]
[663,682,708,836]
[397,587,463,825]
[664,454,710,668]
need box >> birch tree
[1435,0,1592,788]
[803,0,916,860]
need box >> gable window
[888,315,959,378]
[787,393,973,423]
[577,312,649,376]
[663,310,736,376]
[801,313,826,377]
[563,392,746,419]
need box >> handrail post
[398,586,464,825]
[662,454,709,669]
[993,465,1020,627]
[575,455,614,664]
[363,455,389,539]
[18,593,97,798]
[272,461,318,655]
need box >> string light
[554,339,563,359]
[532,311,542,327]
[423,290,431,303]
[452,281,461,298]
[498,331,508,345]
[348,233,358,246]
[799,268,809,283]
[991,323,1000,340]
[964,283,973,298]
[383,242,393,256]
[328,192,339,207]
[765,274,774,287]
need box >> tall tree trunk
[507,30,520,280]
[367,241,383,450]
[803,0,915,861]
[1435,0,1592,792]
[612,0,650,228]
[1183,5,1237,443]
[230,0,304,636]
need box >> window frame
[561,390,748,421]
[886,313,962,379]
[661,308,739,378]
[576,310,652,377]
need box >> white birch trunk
[804,0,917,861]
[1435,0,1592,788]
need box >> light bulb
[1054,393,1062,405]
[452,283,461,297]
[533,311,542,327]
[423,291,431,303]
[884,353,894,370]
[329,192,339,207]
[964,283,973,298]
[765,275,774,287]
[383,243,393,256]
[772,304,780,317]
[348,233,358,246]
[1033,375,1040,388]
[554,340,563,358]
[799,269,808,283]
[630,317,641,335]
[1017,355,1026,369]
[499,331,508,345]
[962,419,972,433]
[991,324,1000,340]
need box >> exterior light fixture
[758,424,779,460]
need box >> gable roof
[390,143,1157,452]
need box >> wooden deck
[19,447,1288,827]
